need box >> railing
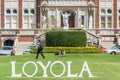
[86,29,116,35]
[117,29,120,35]
[0,29,37,35]
[19,29,35,35]
[0,29,48,36]
[1,29,17,35]
[48,0,87,6]
[86,29,96,35]
[99,29,114,35]
[0,28,119,36]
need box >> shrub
[30,47,101,54]
[45,30,87,47]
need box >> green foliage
[46,30,87,47]
[30,47,101,54]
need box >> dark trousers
[11,53,15,56]
[35,49,45,59]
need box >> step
[15,42,33,55]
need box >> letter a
[79,61,96,77]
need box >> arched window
[107,9,112,14]
[119,10,120,14]
[13,9,17,14]
[101,9,105,14]
[24,9,29,14]
[6,9,11,14]
[31,9,35,14]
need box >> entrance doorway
[61,11,75,28]
[4,39,14,46]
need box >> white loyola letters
[11,61,96,77]
[79,61,96,77]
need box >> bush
[46,30,87,47]
[30,47,102,54]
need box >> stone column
[77,7,80,28]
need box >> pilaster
[113,0,117,34]
[1,0,4,28]
[19,0,22,29]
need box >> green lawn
[0,53,120,80]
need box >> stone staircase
[84,29,115,49]
[15,42,33,55]
[101,42,115,49]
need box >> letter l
[11,61,22,77]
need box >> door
[4,39,14,46]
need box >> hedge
[45,30,87,47]
[30,47,102,54]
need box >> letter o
[50,61,65,77]
[22,61,38,77]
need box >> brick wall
[18,36,34,42]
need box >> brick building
[0,0,119,53]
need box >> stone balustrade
[0,28,119,36]
[1,29,17,35]
[99,29,114,35]
[48,0,87,6]
[19,29,35,35]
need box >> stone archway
[4,39,14,46]
[61,11,75,28]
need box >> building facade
[0,0,120,48]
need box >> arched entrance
[61,11,75,28]
[4,39,14,46]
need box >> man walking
[35,40,45,59]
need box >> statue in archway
[61,11,71,29]
[41,15,47,29]
[89,15,93,29]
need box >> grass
[0,53,120,80]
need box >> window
[30,9,35,14]
[119,16,120,28]
[24,9,29,14]
[81,15,84,25]
[101,9,105,14]
[119,9,120,14]
[23,16,29,29]
[107,9,112,14]
[101,16,105,28]
[6,9,11,14]
[6,16,11,29]
[5,0,18,29]
[13,9,17,14]
[107,16,112,28]
[100,0,113,29]
[22,0,36,29]
[5,16,17,29]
